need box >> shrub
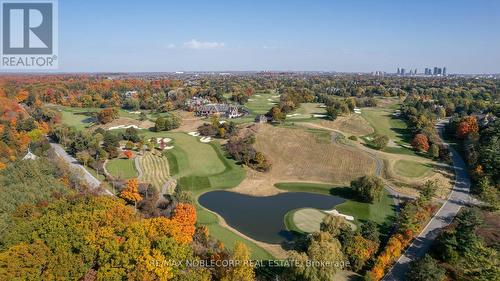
[350,175,384,203]
[371,134,389,150]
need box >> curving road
[382,119,471,281]
[302,122,412,206]
[50,142,114,196]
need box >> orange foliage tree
[123,150,133,159]
[172,203,197,242]
[456,115,479,139]
[120,178,142,206]
[411,133,429,152]
[15,90,29,103]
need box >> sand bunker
[156,137,172,143]
[324,209,354,221]
[200,137,212,143]
[188,132,200,137]
[108,125,140,130]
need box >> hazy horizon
[2,0,500,74]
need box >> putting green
[292,208,326,233]
[275,182,395,232]
[106,158,138,179]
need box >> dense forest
[0,74,498,280]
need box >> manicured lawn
[141,132,226,178]
[59,107,96,130]
[231,92,279,123]
[246,92,280,115]
[284,209,303,233]
[140,152,170,191]
[106,158,138,179]
[137,130,265,257]
[361,108,416,155]
[291,208,326,233]
[54,105,144,130]
[275,182,396,234]
[137,131,245,194]
[394,160,431,178]
[361,108,410,144]
[286,103,327,121]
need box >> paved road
[50,142,114,196]
[382,119,471,281]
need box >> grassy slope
[394,159,432,178]
[361,108,416,155]
[232,92,279,123]
[285,103,327,122]
[140,152,170,191]
[275,182,396,234]
[106,158,138,179]
[57,106,144,129]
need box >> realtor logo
[1,0,58,69]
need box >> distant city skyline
[3,0,500,73]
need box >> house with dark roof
[195,104,241,118]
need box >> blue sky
[57,0,500,73]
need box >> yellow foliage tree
[120,178,142,207]
[221,242,255,281]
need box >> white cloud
[184,39,225,50]
[166,43,176,49]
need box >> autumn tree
[171,203,197,243]
[351,175,384,203]
[411,133,430,152]
[456,116,479,139]
[269,106,285,122]
[320,214,350,237]
[221,242,255,281]
[289,232,345,281]
[75,151,92,166]
[120,178,142,208]
[123,150,133,159]
[344,234,379,271]
[96,108,118,124]
[371,134,389,150]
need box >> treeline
[0,151,256,280]
[366,181,440,280]
[406,208,499,281]
[226,133,271,172]
[401,96,451,161]
[448,116,500,208]
[198,116,239,139]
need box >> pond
[198,190,345,244]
